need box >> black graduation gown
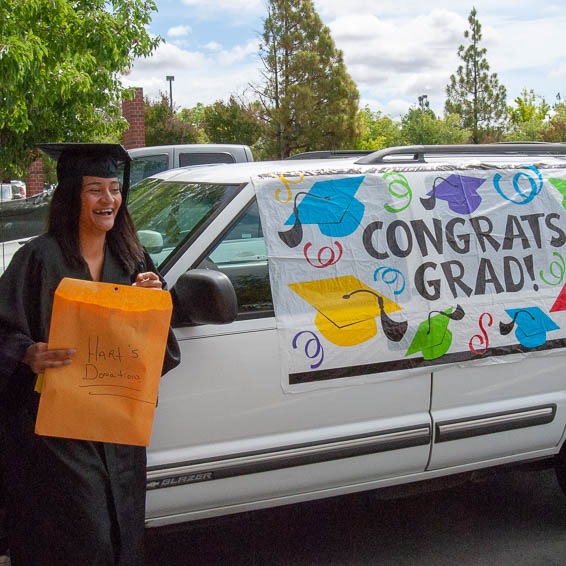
[0,234,180,566]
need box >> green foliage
[144,94,199,146]
[541,101,566,142]
[0,0,161,177]
[354,106,404,150]
[506,88,550,141]
[401,98,470,145]
[202,97,263,146]
[445,7,507,143]
[178,103,210,143]
[257,0,360,159]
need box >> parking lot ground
[145,463,566,566]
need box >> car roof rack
[285,150,374,160]
[354,143,566,165]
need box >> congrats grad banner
[253,163,566,392]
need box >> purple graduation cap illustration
[421,174,486,214]
[279,176,365,247]
[500,306,559,349]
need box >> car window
[0,193,51,243]
[130,154,169,185]
[130,180,242,269]
[195,199,273,319]
[179,152,235,167]
[1,184,12,202]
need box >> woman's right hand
[23,342,76,374]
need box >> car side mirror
[171,269,238,326]
[137,230,164,254]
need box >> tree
[401,96,470,145]
[178,103,210,143]
[256,0,360,159]
[541,101,566,142]
[0,0,161,177]
[506,88,550,141]
[354,106,404,150]
[144,94,199,146]
[445,7,507,144]
[202,97,263,147]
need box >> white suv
[4,143,566,529]
[123,143,566,527]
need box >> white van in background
[128,143,254,186]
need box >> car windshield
[128,178,242,269]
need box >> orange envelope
[35,277,173,446]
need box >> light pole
[166,76,175,111]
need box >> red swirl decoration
[303,241,343,268]
[469,312,493,355]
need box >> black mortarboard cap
[39,143,132,200]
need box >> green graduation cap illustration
[405,306,464,360]
[549,177,566,210]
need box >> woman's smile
[79,176,122,234]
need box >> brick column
[122,87,145,149]
[24,158,44,196]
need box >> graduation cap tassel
[278,208,303,248]
[278,192,331,248]
[420,176,442,210]
[342,290,407,342]
[426,304,465,334]
[499,309,535,335]
[377,295,408,342]
[420,176,458,211]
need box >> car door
[428,358,566,470]
[146,185,433,525]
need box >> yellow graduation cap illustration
[289,275,403,347]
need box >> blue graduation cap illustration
[405,305,465,360]
[500,306,559,349]
[279,176,365,247]
[420,175,485,214]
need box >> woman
[0,143,180,566]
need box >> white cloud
[329,10,465,108]
[127,0,566,118]
[205,41,222,51]
[327,6,566,116]
[167,25,192,38]
[550,64,566,82]
[133,42,208,71]
[125,37,261,108]
[218,39,259,65]
[316,0,551,20]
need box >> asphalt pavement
[145,463,566,565]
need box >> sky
[124,0,566,119]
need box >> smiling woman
[0,143,180,566]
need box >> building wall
[24,158,44,196]
[122,87,145,149]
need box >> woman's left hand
[133,271,163,289]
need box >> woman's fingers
[23,342,76,373]
[133,271,163,289]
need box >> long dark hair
[48,177,144,274]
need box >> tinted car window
[0,193,51,243]
[130,154,169,185]
[179,152,235,167]
[196,200,272,319]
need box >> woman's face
[79,176,123,237]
